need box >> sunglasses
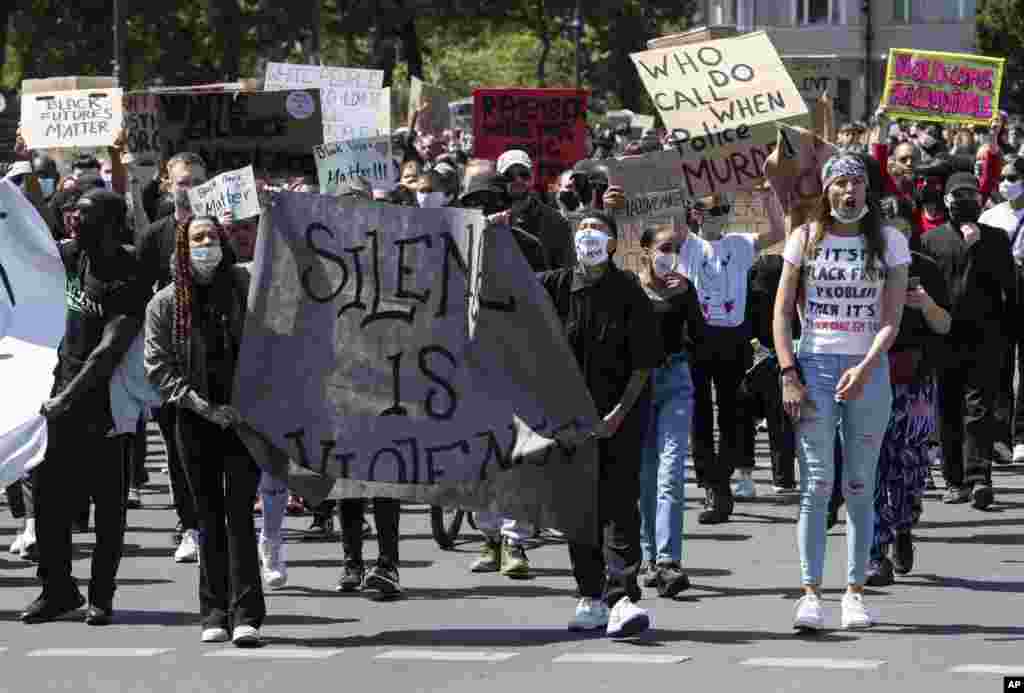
[506,168,532,181]
[1001,174,1021,183]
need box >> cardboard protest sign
[234,194,602,543]
[123,92,161,160]
[577,152,688,222]
[158,89,324,177]
[0,180,65,489]
[764,122,838,232]
[472,88,589,190]
[265,62,389,143]
[21,88,123,149]
[882,49,1004,127]
[409,77,451,135]
[313,136,395,195]
[188,165,260,220]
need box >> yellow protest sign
[882,48,1004,127]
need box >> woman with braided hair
[144,216,265,647]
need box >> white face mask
[190,245,223,281]
[1000,180,1024,201]
[831,204,870,224]
[416,191,449,209]
[652,251,677,278]
[575,228,611,267]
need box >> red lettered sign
[472,88,589,191]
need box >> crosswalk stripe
[27,648,172,657]
[553,653,690,664]
[742,658,886,671]
[204,649,342,659]
[375,650,519,663]
[949,664,1024,676]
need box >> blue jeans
[795,353,891,586]
[639,355,694,564]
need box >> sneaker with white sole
[568,597,609,631]
[232,625,261,647]
[19,535,38,562]
[606,597,650,638]
[174,529,199,563]
[840,592,874,629]
[733,471,757,500]
[793,594,825,630]
[9,532,25,555]
[201,627,230,643]
[258,535,287,588]
[1014,444,1024,463]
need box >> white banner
[188,165,261,221]
[21,88,124,149]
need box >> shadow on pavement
[914,534,1023,546]
[99,610,360,627]
[917,518,1023,530]
[0,577,173,588]
[904,573,1024,593]
[874,622,1024,638]
[682,533,753,541]
[284,559,435,570]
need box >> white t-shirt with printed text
[979,202,1024,263]
[678,233,757,329]
[783,225,911,356]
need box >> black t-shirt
[194,284,239,406]
[747,254,800,348]
[892,251,950,373]
[646,283,702,357]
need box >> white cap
[497,150,532,175]
[3,161,32,179]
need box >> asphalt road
[0,432,1020,693]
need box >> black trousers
[176,409,264,630]
[35,418,127,605]
[156,405,197,531]
[5,473,34,520]
[1012,339,1024,447]
[938,341,1003,488]
[743,357,796,488]
[339,498,400,566]
[692,327,754,489]
[127,414,149,490]
[568,406,645,608]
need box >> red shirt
[913,208,945,237]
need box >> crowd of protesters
[3,93,1022,645]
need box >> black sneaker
[21,589,86,624]
[971,483,994,510]
[364,560,402,597]
[336,561,365,593]
[892,531,914,575]
[640,561,658,588]
[655,562,691,598]
[993,442,1013,465]
[698,488,733,525]
[943,485,971,504]
[302,516,336,542]
[865,557,895,587]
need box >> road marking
[27,648,172,657]
[742,658,886,671]
[949,664,1024,676]
[553,653,690,664]
[375,650,519,663]
[204,649,343,660]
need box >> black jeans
[176,408,264,630]
[339,498,400,566]
[1012,339,1024,447]
[568,406,644,608]
[156,405,197,531]
[5,473,34,520]
[127,414,149,490]
[938,341,1003,487]
[692,327,754,490]
[35,418,127,606]
[743,356,796,487]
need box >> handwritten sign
[265,62,390,142]
[187,165,260,220]
[234,195,602,544]
[472,88,589,190]
[409,77,451,135]
[882,48,1005,127]
[313,136,395,195]
[123,92,161,160]
[578,151,688,222]
[21,88,123,149]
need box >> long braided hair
[173,215,227,365]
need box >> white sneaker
[733,471,757,500]
[841,592,874,629]
[606,597,650,638]
[9,532,25,555]
[793,594,825,630]
[201,627,230,643]
[232,625,261,647]
[174,529,199,563]
[568,597,610,631]
[1014,444,1024,463]
[259,535,288,588]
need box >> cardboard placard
[472,88,589,190]
[313,135,396,194]
[577,151,689,222]
[187,165,260,220]
[123,92,161,160]
[409,77,451,135]
[21,88,124,149]
[882,48,1005,127]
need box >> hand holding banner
[882,49,1004,127]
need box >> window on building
[899,0,976,22]
[795,0,837,25]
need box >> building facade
[694,0,977,123]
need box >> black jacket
[509,195,574,270]
[135,214,178,290]
[918,221,1017,342]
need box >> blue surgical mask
[38,178,55,197]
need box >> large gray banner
[235,193,602,544]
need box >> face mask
[416,192,449,209]
[39,178,55,197]
[945,195,981,226]
[1000,181,1024,201]
[831,204,870,224]
[190,245,223,281]
[652,251,677,278]
[558,190,580,210]
[101,173,113,188]
[575,228,610,267]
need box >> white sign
[265,62,390,142]
[21,88,124,149]
[313,136,396,195]
[188,165,261,220]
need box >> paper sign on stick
[314,136,395,195]
[188,165,260,220]
[21,88,124,149]
[409,77,451,134]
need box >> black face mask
[558,190,580,210]
[947,198,981,227]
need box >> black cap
[945,172,979,196]
[461,172,504,200]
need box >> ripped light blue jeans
[795,353,892,586]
